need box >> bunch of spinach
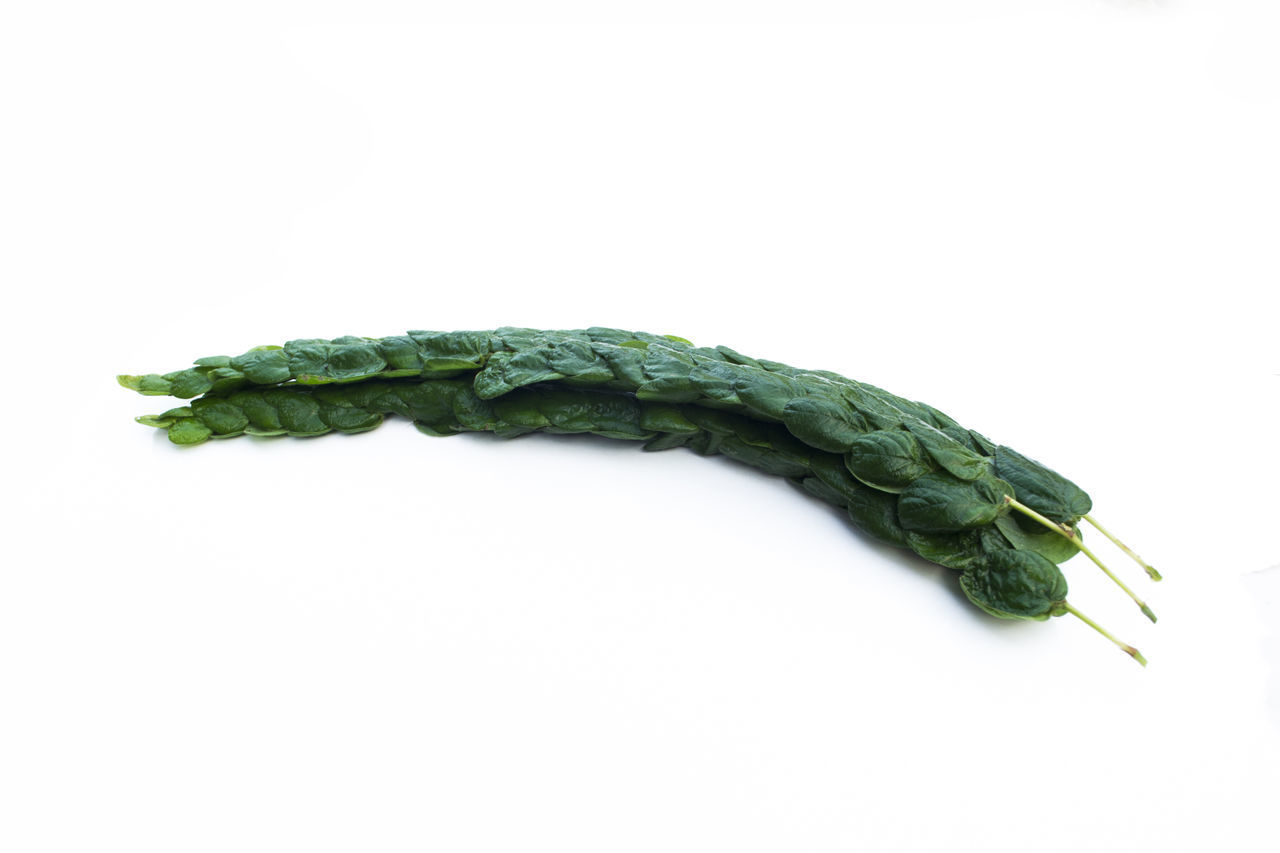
[122,328,1160,665]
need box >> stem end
[1124,645,1148,667]
[1064,601,1148,669]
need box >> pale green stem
[1063,602,1147,667]
[1004,497,1157,624]
[1083,514,1161,581]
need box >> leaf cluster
[122,328,1098,622]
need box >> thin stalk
[1004,496,1157,623]
[1063,602,1147,666]
[1083,514,1161,581]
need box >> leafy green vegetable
[845,430,933,492]
[896,471,1012,534]
[959,550,1068,621]
[121,327,1160,666]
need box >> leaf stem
[1063,602,1147,667]
[1004,496,1157,623]
[1083,514,1161,581]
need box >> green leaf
[713,345,763,368]
[906,530,985,571]
[634,377,700,402]
[595,343,648,387]
[896,471,1011,533]
[717,436,808,478]
[410,330,492,366]
[376,336,425,371]
[283,341,332,381]
[326,343,388,380]
[190,397,250,435]
[782,396,868,452]
[166,368,214,399]
[844,488,908,547]
[995,514,1082,565]
[904,419,988,481]
[844,385,904,430]
[844,430,933,492]
[689,360,744,406]
[967,430,998,456]
[800,475,849,508]
[230,391,284,431]
[544,339,615,386]
[491,396,552,430]
[266,390,329,435]
[959,551,1068,620]
[137,374,174,396]
[806,453,862,501]
[319,403,383,433]
[638,404,700,434]
[641,345,696,383]
[733,371,805,420]
[449,386,499,431]
[383,381,461,425]
[230,349,292,384]
[206,367,247,395]
[994,445,1092,523]
[684,408,766,443]
[540,390,645,437]
[475,349,565,398]
[167,419,213,445]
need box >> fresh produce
[121,327,1160,665]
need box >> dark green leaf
[376,336,425,371]
[906,530,985,571]
[782,396,869,452]
[844,488,908,546]
[994,445,1092,523]
[800,475,849,508]
[191,397,250,435]
[265,390,329,435]
[326,343,388,380]
[639,404,700,434]
[635,377,700,402]
[733,371,805,420]
[995,514,1082,565]
[904,419,988,481]
[959,551,1068,620]
[896,472,1011,533]
[167,368,214,399]
[845,430,932,492]
[717,436,809,478]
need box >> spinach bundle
[121,328,1160,665]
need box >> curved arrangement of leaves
[121,327,1160,665]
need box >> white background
[3,1,1278,851]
